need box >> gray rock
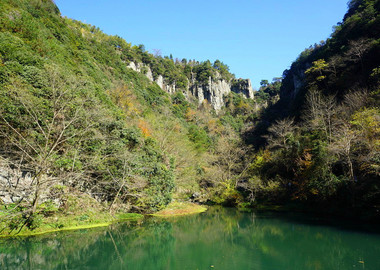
[0,159,61,205]
[127,62,254,112]
[231,78,254,99]
[145,66,154,82]
[155,75,164,89]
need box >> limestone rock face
[127,62,176,93]
[0,160,59,205]
[127,61,254,112]
[166,84,176,94]
[145,67,154,82]
[280,63,310,100]
[291,68,306,99]
[0,166,34,204]
[191,77,254,112]
[155,75,164,89]
[127,61,139,72]
[231,79,254,99]
[190,77,231,112]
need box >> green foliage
[3,0,378,222]
[210,180,243,206]
[220,113,244,132]
[171,91,193,118]
[213,60,234,81]
[187,124,212,151]
[0,0,180,215]
[255,78,281,104]
[39,201,59,216]
[193,60,215,85]
[138,84,170,108]
[240,0,380,218]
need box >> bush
[187,124,211,151]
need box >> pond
[1,207,380,269]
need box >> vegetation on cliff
[242,0,380,218]
[0,0,379,236]
[0,0,256,233]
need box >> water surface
[1,207,380,269]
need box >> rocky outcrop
[0,164,34,204]
[190,76,254,112]
[0,159,61,206]
[280,63,310,101]
[190,76,230,112]
[231,79,254,99]
[127,62,177,94]
[127,62,254,112]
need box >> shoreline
[0,215,144,238]
[0,202,207,238]
[151,202,207,217]
[1,222,113,238]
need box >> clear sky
[54,0,349,89]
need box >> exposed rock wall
[0,165,34,204]
[127,62,177,94]
[231,79,254,99]
[0,159,61,206]
[189,77,254,112]
[127,62,254,112]
[280,64,310,101]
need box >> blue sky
[55,0,349,89]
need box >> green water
[1,208,380,270]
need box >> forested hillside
[0,0,379,235]
[244,0,380,218]
[0,0,258,233]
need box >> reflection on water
[1,207,380,270]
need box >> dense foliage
[0,0,178,215]
[0,0,255,232]
[241,0,380,219]
[1,0,379,235]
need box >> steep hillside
[0,0,258,232]
[127,60,254,112]
[242,0,380,219]
[1,0,379,235]
[280,0,380,112]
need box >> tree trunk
[347,155,354,182]
[31,173,43,214]
[109,180,126,211]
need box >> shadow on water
[254,209,380,235]
[1,207,380,270]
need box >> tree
[350,108,380,176]
[106,151,146,212]
[327,55,343,79]
[303,89,337,142]
[305,59,329,88]
[266,118,297,150]
[137,44,145,53]
[260,80,269,87]
[213,131,247,185]
[329,123,357,181]
[345,38,372,73]
[0,66,92,216]
[153,49,162,57]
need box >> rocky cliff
[280,65,308,101]
[189,75,254,112]
[128,62,177,94]
[127,62,254,112]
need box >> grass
[0,212,144,238]
[151,201,207,217]
[0,202,205,237]
[0,194,205,238]
[0,190,144,238]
